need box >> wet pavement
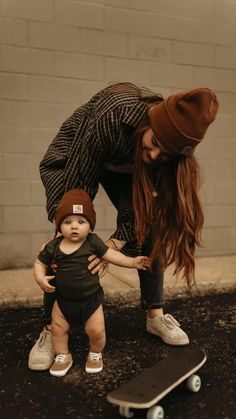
[0,292,235,419]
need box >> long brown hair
[133,121,204,286]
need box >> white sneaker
[146,314,190,346]
[28,327,55,370]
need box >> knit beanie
[55,189,96,231]
[149,87,219,156]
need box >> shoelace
[89,352,102,361]
[54,354,68,363]
[161,314,180,329]
[38,331,52,351]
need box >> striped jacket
[40,84,162,243]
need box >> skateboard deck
[107,345,206,412]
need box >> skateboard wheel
[119,406,134,418]
[186,374,201,392]
[147,405,164,419]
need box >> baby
[34,189,149,377]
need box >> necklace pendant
[152,191,158,198]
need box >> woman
[28,82,219,371]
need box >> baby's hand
[36,275,55,293]
[133,256,150,270]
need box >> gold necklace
[152,168,161,198]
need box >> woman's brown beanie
[55,189,96,231]
[149,87,219,156]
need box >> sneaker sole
[28,361,54,371]
[49,361,73,377]
[85,366,103,373]
[146,326,190,346]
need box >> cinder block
[211,228,235,252]
[3,206,51,232]
[171,0,215,20]
[29,76,81,104]
[104,205,117,230]
[195,136,213,160]
[3,100,58,129]
[1,0,54,22]
[204,205,233,228]
[80,81,106,103]
[55,0,103,29]
[0,73,28,100]
[105,57,151,84]
[93,230,113,242]
[192,67,233,92]
[196,227,213,256]
[93,205,105,230]
[233,72,236,93]
[200,182,214,205]
[30,231,55,262]
[213,138,236,160]
[233,207,236,226]
[105,7,193,41]
[0,17,27,46]
[30,182,46,206]
[0,181,31,205]
[215,46,236,70]
[208,114,234,138]
[216,0,236,24]
[0,233,31,268]
[55,52,103,80]
[193,20,234,46]
[0,127,31,153]
[150,62,192,88]
[55,104,78,128]
[201,160,234,183]
[214,183,236,205]
[128,36,171,62]
[94,187,112,206]
[1,46,55,76]
[81,29,127,57]
[173,42,214,66]
[2,153,41,181]
[0,208,3,232]
[216,92,236,115]
[29,22,79,52]
[29,128,57,154]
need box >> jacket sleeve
[39,109,111,222]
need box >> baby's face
[60,215,91,242]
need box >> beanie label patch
[73,204,83,214]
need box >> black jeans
[100,170,164,310]
[43,170,164,324]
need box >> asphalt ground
[0,292,235,419]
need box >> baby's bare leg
[51,301,70,354]
[85,305,106,352]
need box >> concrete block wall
[0,0,236,268]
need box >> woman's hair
[133,119,204,286]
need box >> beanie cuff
[149,102,200,156]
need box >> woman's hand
[88,255,108,278]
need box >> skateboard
[107,345,206,419]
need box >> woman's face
[141,128,171,165]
